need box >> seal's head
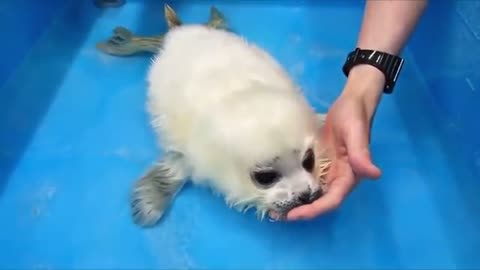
[247,140,330,220]
[187,87,332,221]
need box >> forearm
[343,0,428,110]
[357,0,428,55]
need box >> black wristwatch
[342,48,404,94]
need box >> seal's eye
[302,148,315,172]
[251,169,280,187]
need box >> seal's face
[248,141,325,220]
[188,86,330,220]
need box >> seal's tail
[130,151,189,227]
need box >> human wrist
[344,63,385,93]
[341,64,384,115]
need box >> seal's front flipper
[130,151,189,227]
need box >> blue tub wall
[0,1,104,193]
[0,0,69,86]
[408,1,480,179]
[395,1,480,264]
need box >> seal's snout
[269,190,324,221]
[298,189,322,205]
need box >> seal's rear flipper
[95,26,136,55]
[208,6,228,30]
[130,151,189,227]
[164,4,182,29]
[112,26,134,43]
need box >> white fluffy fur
[134,25,328,224]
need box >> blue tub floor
[0,1,479,269]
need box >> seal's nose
[298,192,311,204]
[298,190,323,204]
[310,190,322,201]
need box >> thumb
[343,119,381,179]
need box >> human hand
[287,65,385,220]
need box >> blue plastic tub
[1,0,479,269]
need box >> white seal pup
[131,25,332,227]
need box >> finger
[344,121,381,179]
[349,147,381,179]
[286,174,356,220]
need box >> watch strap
[342,48,404,94]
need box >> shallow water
[0,1,479,269]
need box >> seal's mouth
[268,209,287,221]
[266,190,324,221]
[266,204,304,221]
